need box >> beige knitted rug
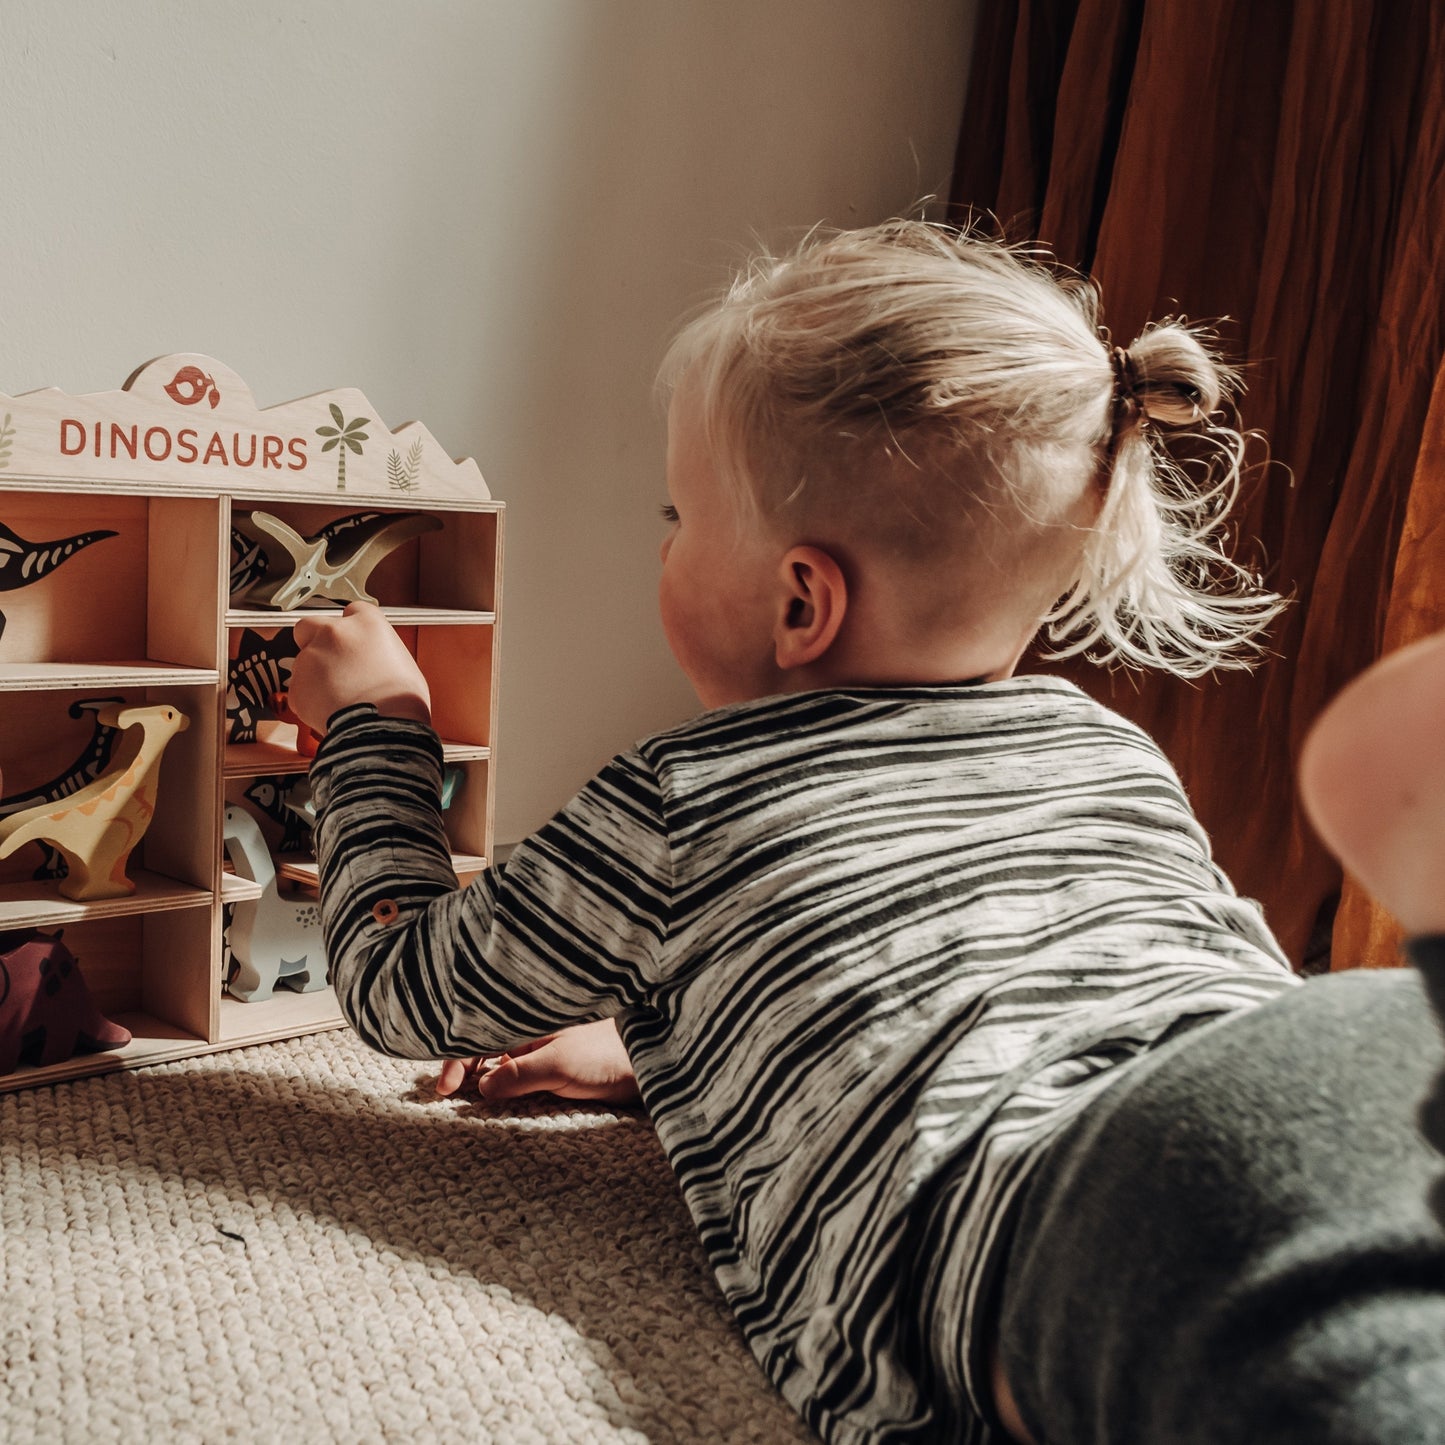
[0,1028,814,1444]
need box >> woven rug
[0,1028,814,1444]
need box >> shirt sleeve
[308,703,673,1059]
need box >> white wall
[0,0,976,842]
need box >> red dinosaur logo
[163,365,220,408]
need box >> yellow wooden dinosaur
[0,703,190,900]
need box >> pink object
[0,930,131,1074]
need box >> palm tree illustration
[316,405,369,492]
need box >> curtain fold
[951,0,1445,968]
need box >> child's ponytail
[1040,319,1284,677]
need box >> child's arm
[293,610,672,1064]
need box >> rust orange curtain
[950,0,1445,970]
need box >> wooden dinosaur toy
[229,523,269,596]
[0,928,131,1074]
[0,696,126,880]
[0,521,118,643]
[232,508,442,610]
[226,627,298,743]
[242,774,314,854]
[0,703,190,900]
[222,801,326,1001]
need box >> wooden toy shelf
[0,354,502,1092]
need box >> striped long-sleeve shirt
[310,678,1299,1444]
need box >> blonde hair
[659,219,1283,677]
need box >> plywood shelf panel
[0,1003,351,1094]
[224,737,313,778]
[217,986,346,1044]
[220,871,264,903]
[440,742,492,763]
[0,1011,207,1093]
[225,735,489,778]
[227,606,495,629]
[0,871,212,929]
[276,851,487,892]
[0,662,221,691]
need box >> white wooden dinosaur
[0,703,189,900]
[222,802,326,1001]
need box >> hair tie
[1103,345,1146,474]
[1110,345,1143,426]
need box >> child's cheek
[658,563,715,694]
[657,571,688,664]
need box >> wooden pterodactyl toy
[232,509,442,610]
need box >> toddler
[289,221,1445,1444]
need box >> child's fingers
[434,1056,477,1097]
[434,1023,641,1105]
[477,1027,642,1105]
[293,601,381,651]
[504,1033,561,1060]
[476,1048,575,1103]
[291,611,345,648]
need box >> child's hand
[435,1019,641,1105]
[289,601,432,732]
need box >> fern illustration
[0,413,13,470]
[386,437,423,493]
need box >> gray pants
[996,956,1445,1444]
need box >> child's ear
[774,545,847,670]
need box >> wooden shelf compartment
[439,754,493,868]
[226,754,490,895]
[419,508,501,613]
[0,907,218,1093]
[0,1012,215,1093]
[225,498,501,616]
[216,985,346,1045]
[0,682,220,900]
[419,625,496,754]
[222,610,496,780]
[0,492,224,671]
[0,997,350,1095]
